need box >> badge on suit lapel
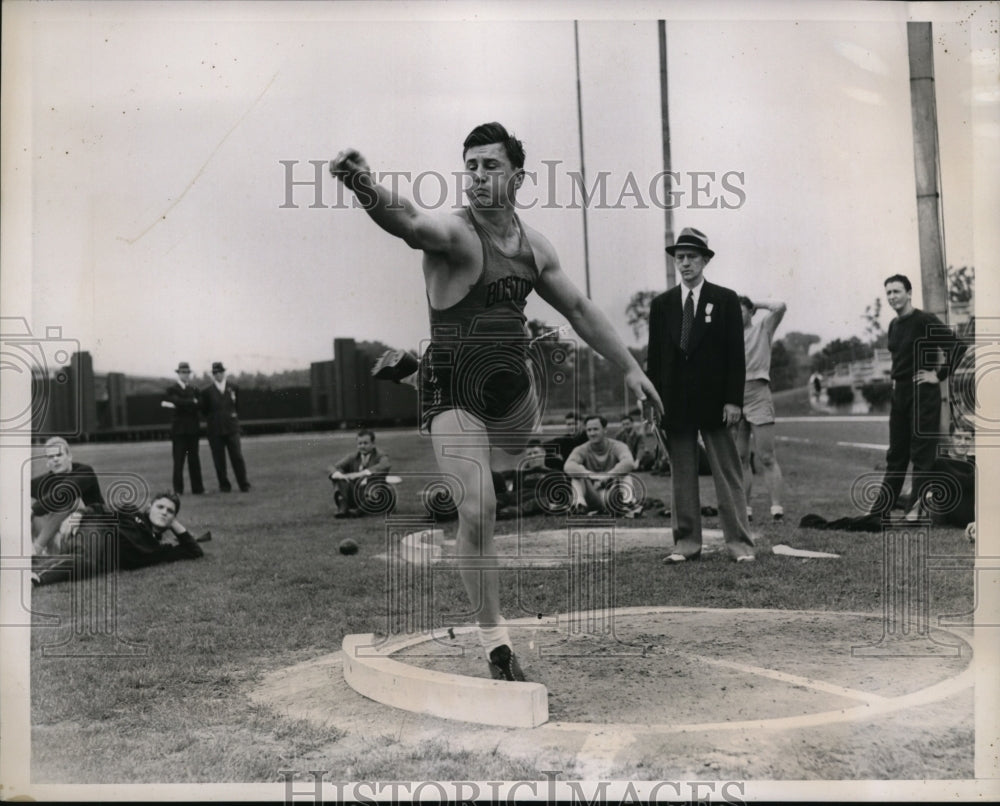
[705,302,714,323]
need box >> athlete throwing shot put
[330,122,662,681]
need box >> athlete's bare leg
[429,408,528,680]
[430,409,501,629]
[750,422,784,516]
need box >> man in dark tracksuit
[875,274,956,514]
[164,361,205,495]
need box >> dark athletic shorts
[419,341,540,451]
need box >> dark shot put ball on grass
[338,538,359,556]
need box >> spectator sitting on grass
[543,411,588,470]
[496,439,571,518]
[31,437,107,556]
[32,491,205,586]
[905,424,975,529]
[564,414,642,517]
[423,442,571,521]
[613,409,644,467]
[800,427,975,534]
[327,429,391,518]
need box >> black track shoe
[487,644,526,682]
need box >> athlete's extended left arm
[535,252,663,418]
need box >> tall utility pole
[907,21,951,433]
[906,21,949,323]
[659,20,675,290]
[574,20,597,414]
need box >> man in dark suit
[163,361,205,495]
[201,361,251,493]
[646,227,755,563]
[327,429,393,517]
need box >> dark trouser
[207,432,249,491]
[171,434,204,494]
[877,381,941,513]
[332,475,394,515]
[332,477,364,512]
[33,526,114,586]
[665,425,755,559]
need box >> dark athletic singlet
[420,207,541,439]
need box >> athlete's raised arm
[330,148,461,254]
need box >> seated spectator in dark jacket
[32,491,204,586]
[800,427,976,534]
[906,426,975,528]
[31,437,106,555]
[425,442,571,521]
[613,410,644,465]
[328,429,392,518]
[497,440,571,518]
[543,411,588,470]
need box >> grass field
[25,419,975,783]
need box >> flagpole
[659,20,675,290]
[574,20,597,414]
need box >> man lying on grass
[32,491,207,586]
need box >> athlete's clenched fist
[330,148,372,192]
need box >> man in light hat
[163,362,205,495]
[646,227,755,563]
[201,361,251,493]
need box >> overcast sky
[5,1,998,377]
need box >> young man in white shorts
[732,296,786,522]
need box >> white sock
[478,619,511,656]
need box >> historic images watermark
[279,159,747,211]
[280,769,749,805]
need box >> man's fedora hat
[666,227,715,259]
[175,362,191,373]
[211,361,226,373]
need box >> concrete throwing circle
[365,607,972,729]
[251,607,973,780]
